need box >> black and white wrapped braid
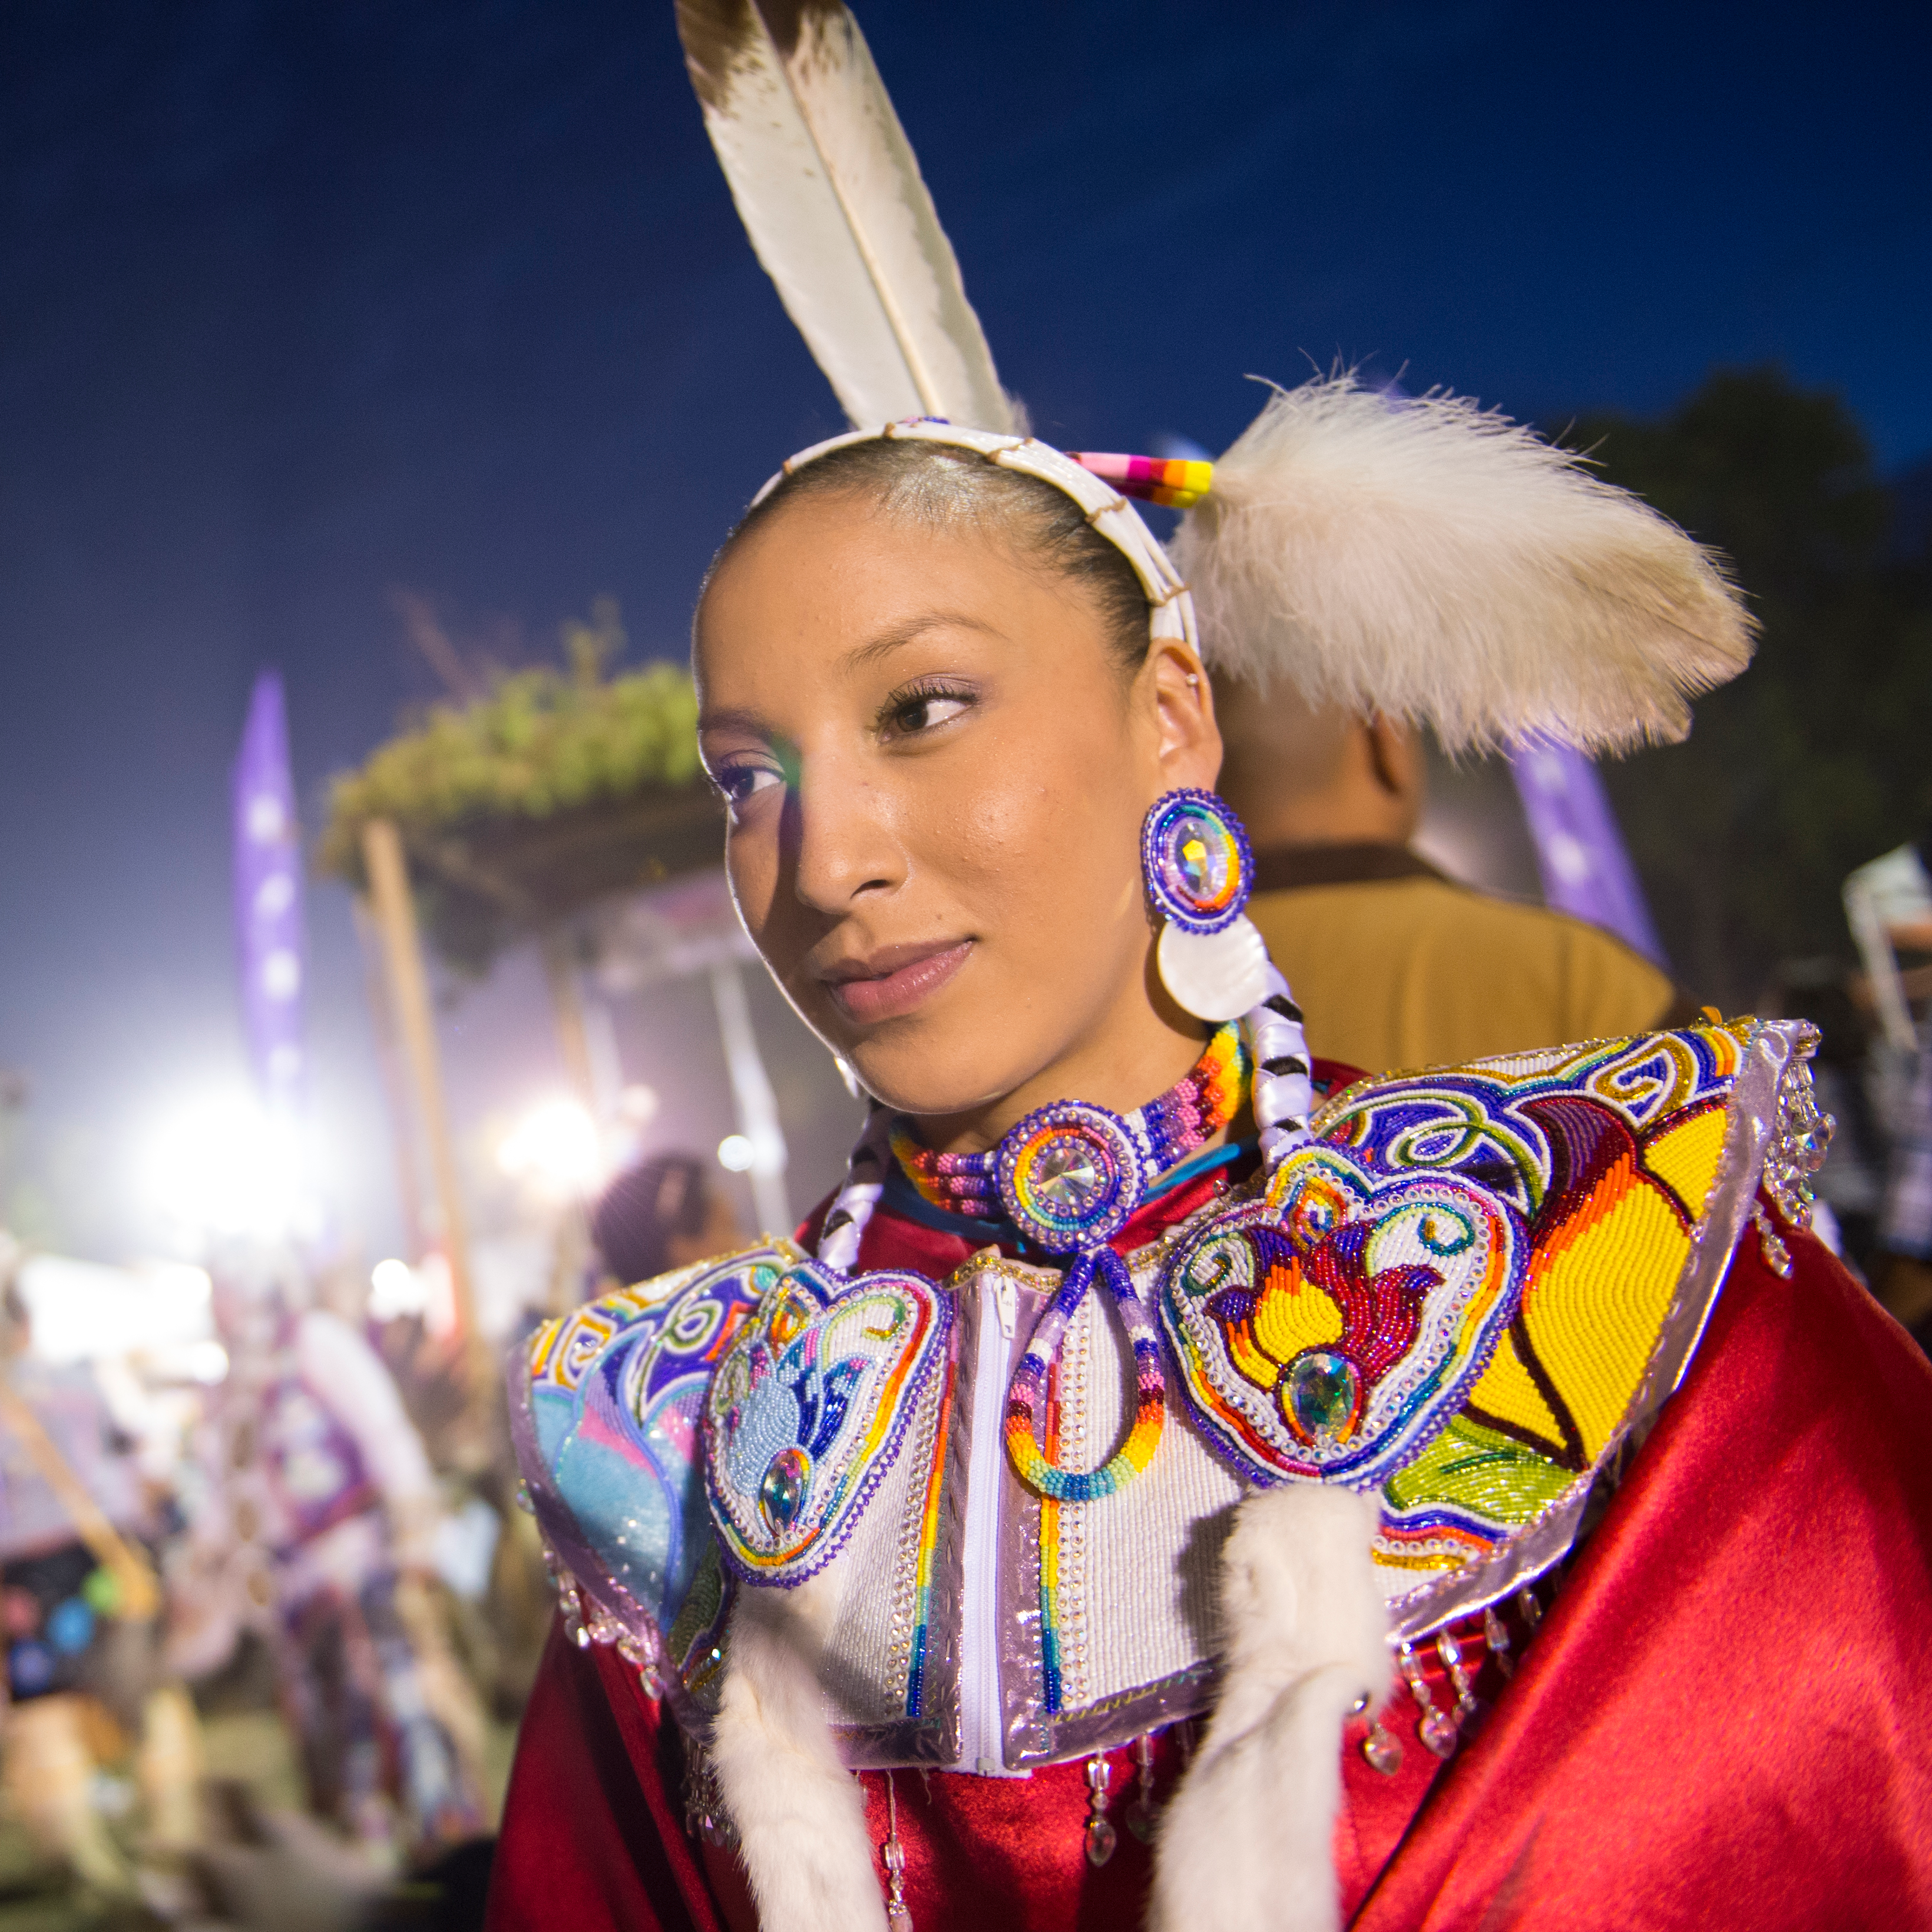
[815,1103,895,1272]
[1248,963,1316,1173]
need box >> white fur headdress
[1173,374,1755,753]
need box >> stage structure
[320,640,796,1317]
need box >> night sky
[2,0,1926,1262]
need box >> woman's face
[694,489,1222,1143]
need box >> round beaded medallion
[995,1101,1144,1253]
[1141,788,1253,935]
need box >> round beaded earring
[1140,789,1272,1021]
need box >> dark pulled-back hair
[710,437,1154,672]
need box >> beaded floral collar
[888,1023,1247,1232]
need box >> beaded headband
[751,419,1202,656]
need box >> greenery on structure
[319,600,720,971]
[318,600,702,875]
[1574,369,1932,1008]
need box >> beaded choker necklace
[815,975,1309,1511]
[889,1023,1246,1246]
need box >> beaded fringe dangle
[1362,1708,1404,1776]
[1436,1627,1481,1733]
[1483,1605,1514,1679]
[1084,1753,1117,1865]
[881,1770,912,1930]
[1125,1732,1158,1842]
[1397,1643,1460,1759]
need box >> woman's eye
[714,765,782,818]
[889,691,971,735]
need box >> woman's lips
[823,941,972,1025]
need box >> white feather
[677,0,1016,434]
[1176,374,1755,753]
[1149,1486,1389,1932]
[710,1565,889,1932]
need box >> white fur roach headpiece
[1171,374,1755,753]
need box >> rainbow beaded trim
[1005,1247,1166,1503]
[1067,451,1215,510]
[890,1024,1246,1233]
[1140,789,1253,935]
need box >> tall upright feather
[676,0,1016,434]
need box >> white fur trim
[1149,1486,1390,1932]
[711,1570,888,1932]
[1177,373,1754,753]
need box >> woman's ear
[1144,640,1224,792]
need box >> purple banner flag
[232,671,306,1116]
[1508,740,1666,968]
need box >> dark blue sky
[1,0,1926,1259]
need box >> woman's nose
[783,757,905,913]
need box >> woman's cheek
[725,828,783,952]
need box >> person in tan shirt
[1213,674,1680,1076]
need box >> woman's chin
[841,1038,1027,1124]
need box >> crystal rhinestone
[1283,1349,1360,1440]
[1419,1705,1460,1758]
[1033,1135,1103,1213]
[758,1445,810,1531]
[1085,1817,1117,1867]
[1176,821,1222,898]
[1362,1722,1404,1775]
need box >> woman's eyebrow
[843,611,1003,674]
[695,703,770,740]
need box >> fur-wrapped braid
[1149,1486,1390,1932]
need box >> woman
[488,404,1932,1931]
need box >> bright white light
[253,872,295,918]
[16,1256,216,1363]
[144,1091,312,1244]
[369,1257,423,1319]
[1546,830,1593,886]
[245,793,287,843]
[181,1341,230,1384]
[717,1133,755,1173]
[261,950,302,1000]
[498,1097,605,1199]
[367,1254,455,1334]
[617,1083,660,1126]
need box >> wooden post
[352,898,426,1261]
[540,929,598,1113]
[360,818,476,1340]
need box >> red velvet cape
[488,1177,1932,1929]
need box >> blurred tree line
[1573,369,1932,1008]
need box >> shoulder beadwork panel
[1159,1018,1824,1636]
[509,1243,798,1719]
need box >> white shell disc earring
[1157,917,1271,1023]
[1140,788,1271,1021]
